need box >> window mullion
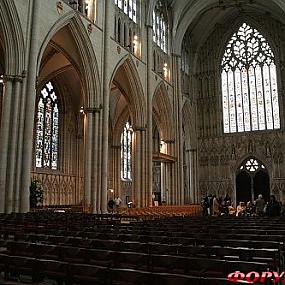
[261,65,268,129]
[49,100,54,169]
[239,68,245,130]
[246,68,253,131]
[253,67,260,130]
[42,98,47,168]
[233,68,238,132]
[226,71,231,132]
[268,64,276,129]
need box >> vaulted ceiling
[155,0,285,53]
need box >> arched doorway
[236,171,251,204]
[236,157,270,204]
[254,171,270,202]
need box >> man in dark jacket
[267,195,281,217]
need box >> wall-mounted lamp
[163,62,168,79]
[80,106,84,114]
[0,75,3,84]
[133,34,140,57]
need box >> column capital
[84,105,102,113]
[163,139,175,144]
[111,145,121,149]
[133,126,147,132]
[2,74,24,83]
[171,52,182,58]
[186,148,197,152]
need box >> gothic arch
[217,18,281,69]
[152,81,174,141]
[110,56,146,128]
[235,154,272,176]
[37,11,101,107]
[112,107,131,145]
[0,0,25,75]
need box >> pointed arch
[0,0,25,75]
[152,81,174,141]
[37,11,101,106]
[235,153,271,175]
[110,56,146,128]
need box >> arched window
[35,81,59,170]
[121,121,132,180]
[240,157,265,173]
[114,0,137,23]
[152,0,168,53]
[221,23,280,133]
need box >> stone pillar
[184,149,190,204]
[95,111,103,213]
[161,162,166,203]
[92,110,101,213]
[132,127,147,208]
[189,149,198,203]
[0,76,13,212]
[172,54,184,205]
[84,110,93,211]
[194,150,199,203]
[20,0,40,212]
[133,129,141,207]
[100,0,113,213]
[111,145,121,200]
[7,78,22,213]
[146,25,153,207]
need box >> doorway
[236,157,270,204]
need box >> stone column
[161,162,166,203]
[100,0,113,213]
[132,127,145,207]
[194,150,199,203]
[111,145,121,200]
[92,110,100,213]
[172,54,184,205]
[84,110,94,211]
[7,78,22,213]
[189,149,198,203]
[184,149,190,204]
[20,0,40,212]
[146,25,153,207]
[133,128,142,207]
[0,76,13,212]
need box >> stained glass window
[35,81,59,170]
[221,23,280,133]
[240,158,265,173]
[152,0,168,52]
[121,121,132,180]
[114,0,137,22]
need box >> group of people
[107,196,122,212]
[201,194,284,217]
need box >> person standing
[213,195,220,216]
[114,196,122,209]
[255,194,265,216]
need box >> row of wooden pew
[0,213,284,284]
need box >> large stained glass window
[114,0,137,23]
[222,23,280,133]
[121,121,132,180]
[152,0,167,52]
[35,81,59,170]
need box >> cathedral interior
[0,0,285,283]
